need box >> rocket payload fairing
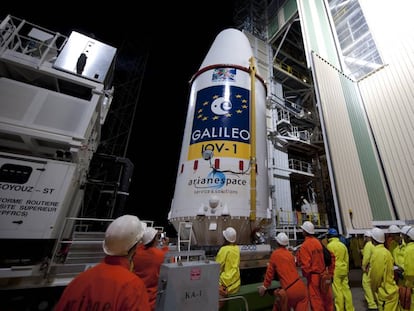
[168,28,269,246]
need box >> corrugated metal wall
[264,0,414,232]
[358,0,414,222]
[311,55,369,230]
[307,0,414,231]
[311,54,393,232]
[297,0,414,233]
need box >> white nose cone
[168,28,269,246]
[199,28,253,70]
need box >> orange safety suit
[133,244,169,311]
[54,256,150,311]
[297,235,334,311]
[263,247,309,311]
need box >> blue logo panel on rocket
[188,85,250,160]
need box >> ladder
[177,222,193,261]
[282,225,297,245]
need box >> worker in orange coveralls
[296,221,334,311]
[258,232,309,311]
[133,227,170,311]
[54,215,150,311]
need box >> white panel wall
[312,54,374,231]
[358,0,414,221]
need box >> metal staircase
[44,218,112,283]
[282,225,297,246]
[176,222,194,261]
[177,221,193,252]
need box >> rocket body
[168,28,269,246]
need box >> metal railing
[219,295,249,311]
[276,210,329,228]
[47,217,113,278]
[288,158,312,173]
[0,14,68,66]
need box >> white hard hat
[103,215,146,256]
[364,230,372,237]
[275,232,289,246]
[142,227,158,245]
[406,227,414,241]
[371,227,385,243]
[401,225,412,235]
[301,221,315,234]
[223,227,237,243]
[388,224,401,234]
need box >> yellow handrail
[249,57,257,222]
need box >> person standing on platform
[258,232,309,311]
[294,198,303,225]
[133,227,170,311]
[296,221,334,311]
[326,228,355,311]
[361,229,378,311]
[369,227,399,311]
[54,215,150,311]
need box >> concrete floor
[349,268,369,311]
[351,286,368,311]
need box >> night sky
[3,2,236,234]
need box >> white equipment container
[155,260,220,311]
